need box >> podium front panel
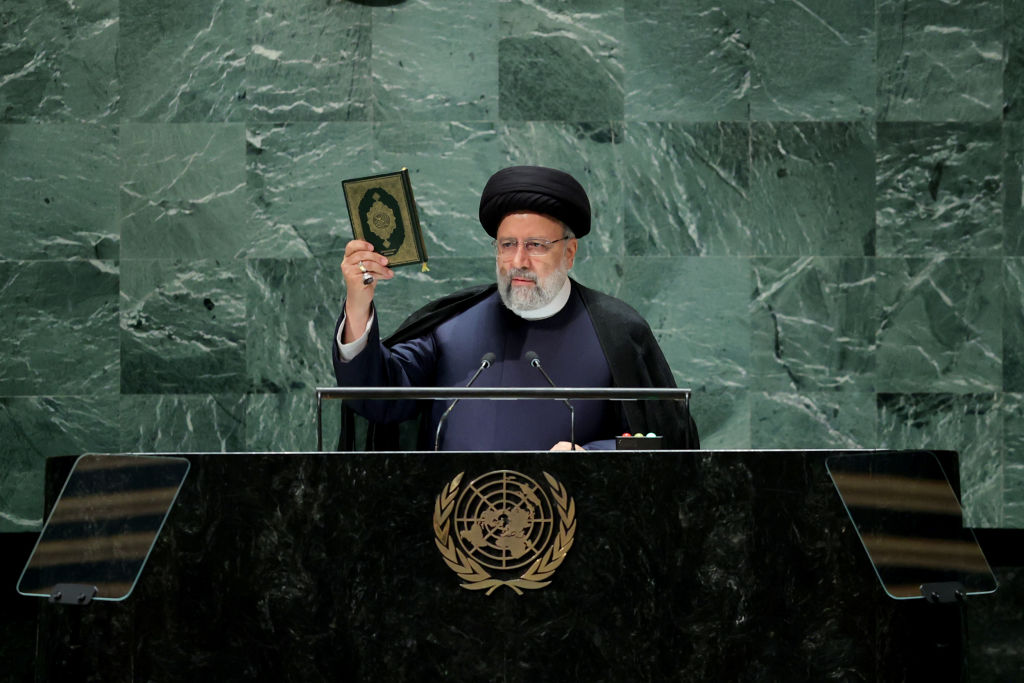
[35,450,964,681]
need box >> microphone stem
[435,357,493,451]
[532,361,575,448]
[564,397,574,448]
[435,400,459,451]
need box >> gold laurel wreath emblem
[432,471,576,595]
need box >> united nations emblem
[433,470,576,595]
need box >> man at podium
[333,165,699,452]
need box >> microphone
[435,352,496,451]
[525,351,575,448]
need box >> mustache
[506,268,538,283]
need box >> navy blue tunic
[339,287,625,450]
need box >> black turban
[478,166,591,238]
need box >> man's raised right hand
[340,239,393,343]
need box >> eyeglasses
[493,237,569,257]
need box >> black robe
[332,279,699,451]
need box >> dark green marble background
[1,0,1023,530]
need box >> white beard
[496,261,570,314]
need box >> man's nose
[510,243,532,268]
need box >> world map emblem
[433,470,576,595]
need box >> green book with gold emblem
[342,168,429,271]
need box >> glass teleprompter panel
[18,454,190,602]
[826,451,997,601]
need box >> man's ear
[564,238,578,269]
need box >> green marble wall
[1,0,1022,529]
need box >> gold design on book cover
[433,470,576,595]
[366,192,398,248]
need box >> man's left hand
[549,441,585,451]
